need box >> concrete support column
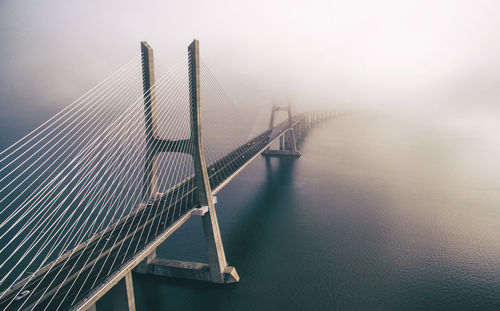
[268,104,277,130]
[124,273,136,311]
[108,273,136,311]
[296,121,300,140]
[262,103,300,158]
[286,103,298,153]
[134,39,238,285]
[141,41,191,202]
[141,41,159,200]
[188,40,239,284]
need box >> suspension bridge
[0,39,335,310]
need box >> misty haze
[0,0,499,310]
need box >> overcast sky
[1,0,499,122]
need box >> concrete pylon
[136,40,238,284]
[262,103,300,157]
[140,41,190,201]
[141,41,159,200]
[187,39,238,284]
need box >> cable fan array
[0,48,283,310]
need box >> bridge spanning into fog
[0,40,335,310]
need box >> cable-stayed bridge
[0,40,336,311]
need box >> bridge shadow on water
[226,156,298,260]
[97,115,500,311]
[112,156,299,311]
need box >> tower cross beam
[263,102,301,157]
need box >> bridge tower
[262,103,301,157]
[135,40,239,285]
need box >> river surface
[1,110,500,310]
[91,111,500,310]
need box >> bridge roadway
[0,116,303,310]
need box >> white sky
[1,0,499,114]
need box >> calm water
[93,112,500,310]
[2,111,499,310]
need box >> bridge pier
[135,39,239,285]
[86,272,136,311]
[107,272,136,311]
[262,103,301,157]
[134,254,238,283]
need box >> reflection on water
[92,112,500,310]
[27,111,500,310]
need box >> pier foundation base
[135,257,239,283]
[262,150,301,157]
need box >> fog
[1,3,500,308]
[0,0,499,139]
